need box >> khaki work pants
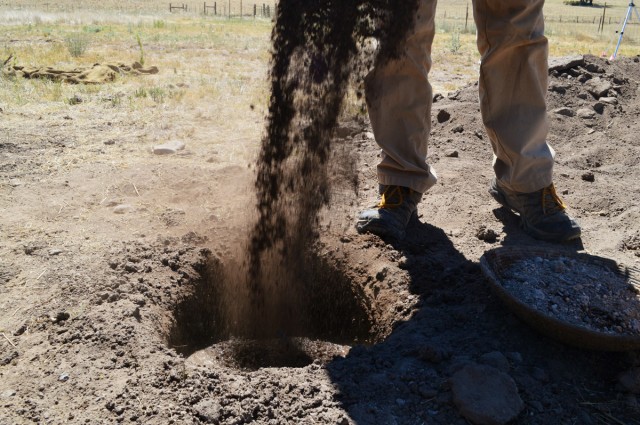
[365,0,554,194]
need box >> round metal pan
[480,246,640,351]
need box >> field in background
[1,0,639,111]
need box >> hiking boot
[356,185,422,240]
[488,178,581,242]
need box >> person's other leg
[356,0,437,239]
[473,0,580,241]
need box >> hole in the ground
[167,250,377,369]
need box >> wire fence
[0,0,278,18]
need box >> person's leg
[473,0,580,241]
[474,0,552,193]
[356,0,437,239]
[365,0,438,194]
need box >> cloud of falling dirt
[216,0,420,340]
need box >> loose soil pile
[2,35,640,425]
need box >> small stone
[593,102,605,114]
[618,367,640,394]
[549,84,567,95]
[153,140,186,155]
[48,248,63,256]
[451,125,464,133]
[451,364,524,425]
[581,172,595,182]
[480,352,510,373]
[577,108,596,119]
[1,390,16,398]
[104,139,116,145]
[600,96,618,105]
[124,262,140,273]
[8,179,22,187]
[53,312,70,323]
[113,204,134,214]
[476,226,498,243]
[364,131,375,140]
[418,385,438,399]
[531,367,549,383]
[585,77,612,99]
[437,109,451,123]
[585,63,604,73]
[506,352,523,364]
[445,149,459,158]
[58,373,69,382]
[553,107,574,117]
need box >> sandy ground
[2,54,640,424]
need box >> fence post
[465,2,469,32]
[254,4,256,18]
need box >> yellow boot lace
[377,186,405,209]
[542,184,567,215]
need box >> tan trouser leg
[365,0,438,194]
[366,0,554,195]
[474,0,554,193]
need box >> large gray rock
[548,55,585,73]
[451,364,524,425]
[585,77,612,99]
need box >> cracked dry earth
[2,54,640,425]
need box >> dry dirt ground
[2,54,640,424]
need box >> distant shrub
[153,20,166,29]
[65,33,90,57]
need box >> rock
[1,390,16,398]
[452,125,464,133]
[553,107,574,117]
[48,248,63,256]
[585,63,604,73]
[581,172,595,182]
[476,226,498,243]
[124,262,140,273]
[531,367,549,383]
[8,179,22,187]
[113,204,134,214]
[53,312,70,323]
[480,352,510,373]
[548,55,585,73]
[104,139,116,145]
[1,350,18,366]
[600,96,618,105]
[577,108,596,119]
[152,140,186,155]
[506,352,522,364]
[451,364,524,425]
[618,368,640,394]
[585,77,612,99]
[335,122,361,139]
[445,149,459,158]
[549,83,567,94]
[364,131,375,140]
[193,399,222,423]
[58,373,69,382]
[437,109,451,123]
[593,102,605,114]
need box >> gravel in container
[502,256,640,336]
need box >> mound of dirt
[2,50,640,424]
[2,61,159,83]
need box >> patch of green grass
[65,32,91,57]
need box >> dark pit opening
[167,250,377,369]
